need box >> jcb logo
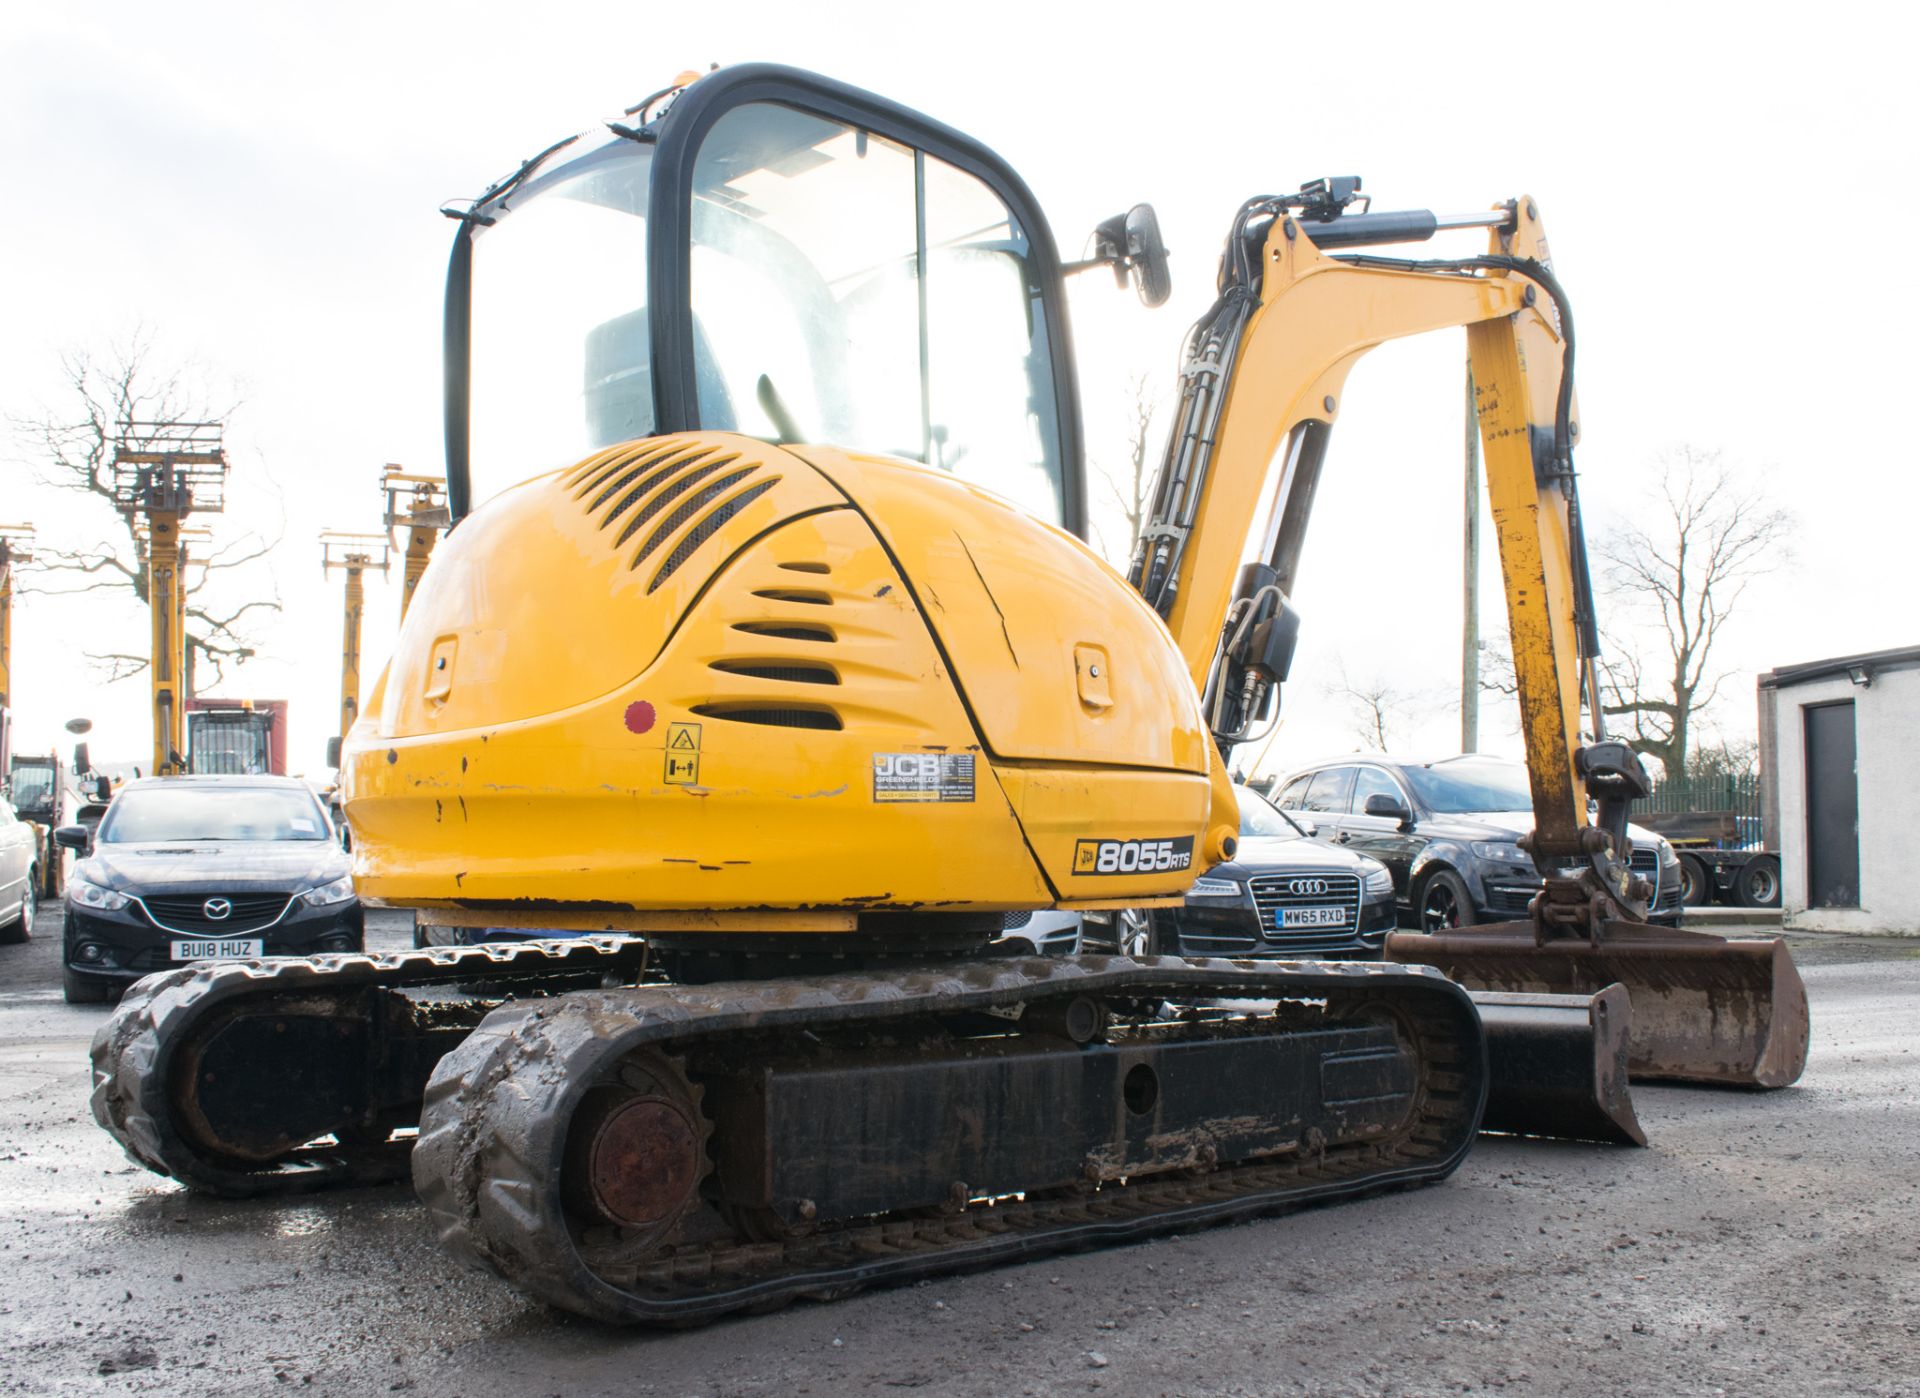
[877,754,942,782]
[1073,837,1195,876]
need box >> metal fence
[1638,771,1763,847]
[1643,772,1762,821]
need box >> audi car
[1144,784,1398,958]
[55,776,363,1004]
[1271,754,1684,931]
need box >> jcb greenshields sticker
[873,752,974,803]
[1073,837,1195,875]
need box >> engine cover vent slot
[648,478,780,591]
[731,622,835,643]
[583,443,713,525]
[561,441,672,492]
[709,661,839,686]
[750,588,832,606]
[587,450,698,516]
[778,561,831,574]
[614,457,739,548]
[690,703,843,731]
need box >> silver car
[0,799,40,943]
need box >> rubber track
[89,939,652,1197]
[414,955,1486,1324]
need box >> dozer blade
[1470,985,1644,1146]
[1386,920,1809,1089]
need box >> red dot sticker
[624,701,657,734]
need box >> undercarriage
[92,943,1484,1323]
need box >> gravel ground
[0,909,1914,1397]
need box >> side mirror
[53,824,91,851]
[1362,793,1414,826]
[94,776,113,802]
[325,736,343,769]
[1121,204,1171,308]
[72,742,90,776]
[1069,203,1172,308]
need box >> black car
[1271,755,1684,932]
[55,776,363,1004]
[1135,784,1398,959]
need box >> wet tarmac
[1,909,1914,1395]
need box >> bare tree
[1091,372,1160,564]
[1328,663,1417,752]
[1593,447,1792,782]
[1686,735,1758,784]
[12,335,281,692]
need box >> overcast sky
[2,3,1910,782]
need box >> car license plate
[171,938,265,961]
[1275,906,1346,929]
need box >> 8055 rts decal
[1073,837,1195,875]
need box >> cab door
[1339,764,1423,897]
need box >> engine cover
[341,433,1231,925]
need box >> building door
[1803,701,1859,908]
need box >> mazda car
[1125,784,1398,958]
[55,776,363,1004]
[1272,754,1684,931]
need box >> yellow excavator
[91,64,1805,1324]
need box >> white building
[1758,645,1920,934]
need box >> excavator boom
[1128,180,1806,1090]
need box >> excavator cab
[446,67,1084,532]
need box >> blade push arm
[1129,188,1649,932]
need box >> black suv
[1272,755,1684,932]
[56,776,363,1003]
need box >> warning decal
[872,752,975,803]
[1072,837,1195,875]
[664,721,702,785]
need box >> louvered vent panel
[613,458,736,547]
[587,449,696,514]
[631,466,760,568]
[649,479,780,591]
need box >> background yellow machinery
[110,421,227,775]
[380,467,448,626]
[0,524,33,723]
[319,531,390,754]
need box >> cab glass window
[467,139,655,508]
[689,102,1065,524]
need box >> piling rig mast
[0,524,33,719]
[320,532,391,748]
[380,467,449,625]
[111,423,227,775]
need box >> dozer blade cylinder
[1386,921,1810,1089]
[1470,985,1645,1146]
